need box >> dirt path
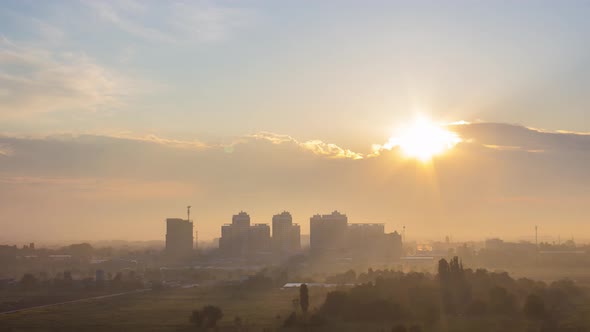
[0,288,150,315]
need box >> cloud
[83,0,255,44]
[1,123,590,241]
[108,133,211,150]
[0,38,125,116]
[246,132,364,160]
[482,144,544,153]
[449,122,590,152]
[84,1,172,43]
[0,143,12,156]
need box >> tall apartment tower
[165,218,193,258]
[310,210,348,255]
[219,211,271,257]
[220,211,251,255]
[272,211,301,256]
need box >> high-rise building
[310,211,403,261]
[232,211,251,227]
[383,231,403,260]
[272,211,301,256]
[250,224,272,253]
[165,218,193,258]
[220,211,251,255]
[310,210,348,255]
[348,223,387,260]
[219,211,271,257]
[348,223,385,246]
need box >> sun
[387,117,462,161]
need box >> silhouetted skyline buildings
[164,210,403,262]
[218,211,271,258]
[272,211,300,256]
[310,211,403,261]
[310,211,348,255]
[165,218,193,259]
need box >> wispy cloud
[0,38,126,117]
[247,132,364,160]
[0,131,363,160]
[83,0,255,44]
[483,144,544,153]
[451,122,590,152]
[0,143,13,156]
[109,133,211,150]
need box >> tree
[300,284,309,314]
[321,291,349,316]
[467,299,487,316]
[190,310,204,327]
[408,325,423,332]
[291,298,300,312]
[283,312,297,327]
[20,273,38,291]
[392,325,407,332]
[112,272,123,289]
[63,271,73,288]
[309,313,326,326]
[524,294,546,320]
[438,259,450,282]
[233,316,242,329]
[190,305,223,329]
[202,305,223,328]
[489,286,515,315]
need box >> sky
[1,1,589,244]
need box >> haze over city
[4,2,590,332]
[1,0,589,244]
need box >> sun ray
[384,116,462,162]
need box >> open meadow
[0,286,330,332]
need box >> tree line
[316,257,590,332]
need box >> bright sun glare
[387,117,462,161]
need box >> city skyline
[2,2,590,331]
[1,1,590,243]
[162,209,402,264]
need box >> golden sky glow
[1,1,590,243]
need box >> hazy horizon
[2,1,590,243]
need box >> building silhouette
[250,223,272,254]
[165,218,193,258]
[215,210,401,262]
[219,211,271,258]
[310,211,348,255]
[310,211,403,261]
[272,211,301,257]
[383,231,403,260]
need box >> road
[0,288,150,315]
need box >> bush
[20,273,38,291]
[190,310,203,327]
[190,305,223,328]
[408,325,422,332]
[524,294,545,320]
[392,325,407,332]
[283,312,297,327]
[309,313,326,326]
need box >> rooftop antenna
[403,225,406,242]
[187,205,191,222]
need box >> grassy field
[0,286,330,332]
[4,266,590,332]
